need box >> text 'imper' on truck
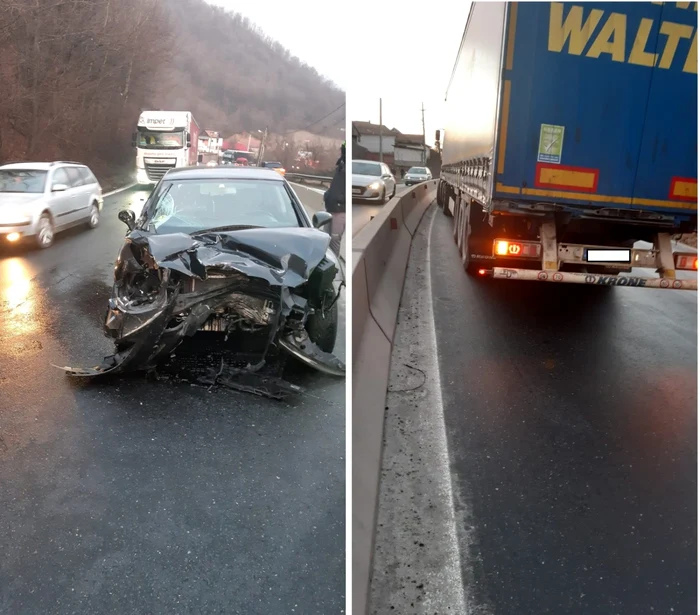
[437,1,698,290]
[132,111,200,185]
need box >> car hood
[352,174,383,186]
[0,193,44,207]
[127,226,332,289]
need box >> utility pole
[379,98,383,163]
[256,126,268,166]
[421,102,426,165]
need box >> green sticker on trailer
[537,124,565,164]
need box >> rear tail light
[675,254,698,271]
[478,268,487,276]
[493,239,541,258]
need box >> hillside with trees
[0,0,345,187]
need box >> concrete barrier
[352,180,438,615]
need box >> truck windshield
[144,179,302,233]
[138,131,184,149]
[0,170,47,193]
[352,162,381,176]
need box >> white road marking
[290,181,325,195]
[103,183,137,197]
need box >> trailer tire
[461,201,493,277]
[453,196,463,244]
[441,184,452,217]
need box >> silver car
[0,161,103,249]
[404,166,432,186]
[352,160,396,204]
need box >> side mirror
[312,211,333,230]
[118,209,136,231]
[186,132,192,148]
[51,183,68,192]
[131,132,137,147]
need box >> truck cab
[133,111,199,185]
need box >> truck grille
[145,162,177,181]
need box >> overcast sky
[348,2,471,143]
[204,0,348,90]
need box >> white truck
[132,111,200,185]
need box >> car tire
[381,188,387,204]
[87,203,100,229]
[306,301,338,353]
[391,185,396,198]
[35,212,54,249]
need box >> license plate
[585,249,631,263]
[145,159,176,165]
[352,188,362,194]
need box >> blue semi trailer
[437,1,698,289]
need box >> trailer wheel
[441,184,452,217]
[436,182,444,208]
[457,199,468,250]
[453,196,462,244]
[461,201,493,277]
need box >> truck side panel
[442,2,506,204]
[494,2,697,218]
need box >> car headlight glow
[368,182,380,190]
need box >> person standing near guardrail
[323,141,345,256]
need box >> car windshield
[408,167,427,174]
[353,162,381,176]
[0,170,47,193]
[138,130,184,149]
[264,162,282,168]
[143,178,302,234]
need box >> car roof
[163,166,284,181]
[352,159,381,164]
[0,161,86,171]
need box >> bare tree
[0,0,344,184]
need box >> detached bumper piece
[198,361,304,400]
[278,329,345,377]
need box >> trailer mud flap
[492,268,698,290]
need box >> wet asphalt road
[0,186,345,614]
[352,183,413,237]
[374,206,696,614]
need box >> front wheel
[87,203,100,229]
[35,213,54,249]
[306,301,338,353]
[380,188,387,204]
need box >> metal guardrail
[285,172,333,186]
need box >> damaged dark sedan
[61,166,344,397]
